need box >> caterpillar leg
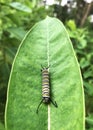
[36,99,43,114]
[50,98,58,107]
[41,65,50,70]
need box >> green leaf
[66,20,76,30]
[86,114,93,126]
[77,38,87,49]
[5,16,85,130]
[83,70,93,79]
[84,81,93,95]
[80,58,90,69]
[0,122,5,130]
[7,27,27,41]
[9,2,32,13]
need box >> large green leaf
[5,16,85,130]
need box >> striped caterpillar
[36,67,57,113]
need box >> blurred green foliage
[0,0,93,129]
[66,20,93,129]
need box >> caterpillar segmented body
[36,67,57,113]
[42,68,50,103]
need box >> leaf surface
[5,16,85,130]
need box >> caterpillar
[36,66,57,113]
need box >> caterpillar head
[43,97,50,104]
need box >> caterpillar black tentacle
[36,67,57,114]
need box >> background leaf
[9,2,32,13]
[0,122,5,130]
[7,27,27,41]
[5,16,85,130]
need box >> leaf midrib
[46,18,51,130]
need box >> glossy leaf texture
[5,16,85,130]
